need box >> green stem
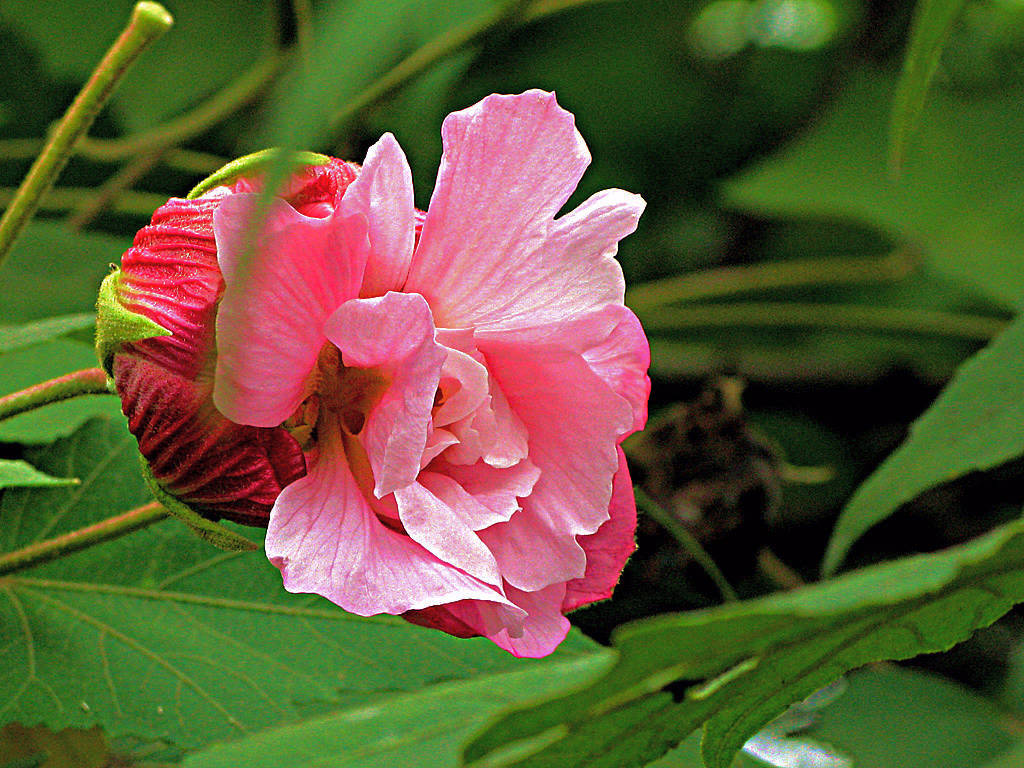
[327,0,533,137]
[637,301,1007,340]
[0,368,111,423]
[626,250,918,311]
[0,140,226,175]
[67,150,167,229]
[0,2,172,268]
[0,501,169,578]
[633,487,738,603]
[0,186,167,217]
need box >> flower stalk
[0,1,173,266]
[0,369,112,423]
[0,502,169,578]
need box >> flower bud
[97,154,358,549]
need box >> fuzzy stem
[636,301,1007,340]
[0,502,169,577]
[626,250,919,311]
[0,369,112,423]
[0,2,172,268]
[634,487,739,603]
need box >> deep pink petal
[324,292,445,497]
[405,91,591,327]
[265,443,521,617]
[394,472,502,586]
[563,448,637,612]
[213,194,368,427]
[340,133,416,298]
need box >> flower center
[283,344,389,449]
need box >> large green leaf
[0,314,95,354]
[889,0,968,169]
[822,314,1024,574]
[724,70,1024,309]
[0,459,76,489]
[0,340,122,444]
[0,417,603,749]
[464,512,1024,768]
[182,650,614,768]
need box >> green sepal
[138,456,259,552]
[185,148,331,200]
[95,269,171,379]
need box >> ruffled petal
[340,133,416,298]
[265,444,520,617]
[213,194,369,427]
[394,472,503,586]
[324,292,445,497]
[439,458,540,526]
[478,504,586,592]
[562,448,637,612]
[405,90,591,327]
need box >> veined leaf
[0,417,603,749]
[464,513,1024,768]
[890,0,968,170]
[182,650,614,768]
[0,314,95,354]
[0,459,76,489]
[823,314,1024,575]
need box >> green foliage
[181,650,614,768]
[824,315,1024,574]
[0,417,605,750]
[465,512,1024,768]
[0,341,123,443]
[0,459,76,489]
[0,314,95,354]
[725,70,1024,309]
[890,0,969,170]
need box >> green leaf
[0,459,76,489]
[464,513,1024,768]
[0,340,123,444]
[0,222,129,325]
[724,70,1024,309]
[809,666,1019,768]
[0,417,603,749]
[822,314,1024,575]
[181,650,614,768]
[890,0,969,170]
[0,314,96,354]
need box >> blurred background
[3,0,1024,764]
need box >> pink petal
[405,90,591,327]
[440,458,540,526]
[213,194,368,427]
[433,345,489,428]
[324,292,445,497]
[394,472,503,586]
[562,448,637,612]
[340,133,416,298]
[265,444,520,617]
[478,504,586,592]
[402,583,570,658]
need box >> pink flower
[211,91,649,657]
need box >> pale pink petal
[433,345,489,428]
[490,584,571,658]
[213,194,368,426]
[479,336,632,537]
[405,90,591,327]
[340,133,416,297]
[478,504,586,591]
[401,584,570,659]
[563,448,637,612]
[394,472,502,586]
[440,458,540,525]
[421,428,459,468]
[324,292,445,497]
[265,445,520,617]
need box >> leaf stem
[0,501,168,577]
[637,301,1007,340]
[0,186,166,218]
[67,151,167,230]
[633,487,738,603]
[0,140,226,175]
[0,2,173,269]
[0,368,112,423]
[626,250,919,311]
